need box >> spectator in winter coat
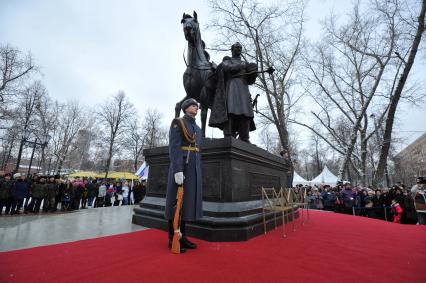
[391,199,403,224]
[306,190,317,209]
[87,180,97,207]
[122,182,130,205]
[72,179,84,210]
[401,190,418,224]
[411,177,426,225]
[340,182,356,214]
[61,180,73,211]
[114,182,123,206]
[356,190,368,216]
[105,183,114,207]
[0,174,12,215]
[95,182,107,207]
[321,186,337,211]
[372,190,385,220]
[45,177,58,212]
[132,181,144,204]
[29,177,46,213]
[10,173,29,214]
[312,188,323,209]
[364,191,376,218]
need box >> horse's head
[181,11,199,46]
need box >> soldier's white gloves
[174,172,184,185]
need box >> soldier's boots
[178,221,197,248]
[180,237,197,249]
[167,238,196,250]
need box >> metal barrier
[352,206,391,221]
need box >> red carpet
[1,211,425,283]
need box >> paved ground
[0,205,146,252]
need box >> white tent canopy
[293,171,311,185]
[310,166,338,186]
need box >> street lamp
[26,133,51,178]
[14,128,31,174]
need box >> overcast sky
[1,0,425,152]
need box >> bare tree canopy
[208,0,307,155]
[0,44,37,103]
[292,0,426,185]
[96,91,136,178]
[374,0,426,186]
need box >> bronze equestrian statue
[176,11,216,137]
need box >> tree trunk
[2,142,13,169]
[374,0,426,187]
[360,130,367,187]
[104,140,114,179]
[40,147,46,173]
[134,156,138,173]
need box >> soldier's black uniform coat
[165,114,203,221]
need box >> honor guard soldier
[165,98,203,253]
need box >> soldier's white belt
[181,146,199,152]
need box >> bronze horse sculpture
[175,11,216,137]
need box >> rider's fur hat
[181,98,199,112]
[231,42,242,49]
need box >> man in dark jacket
[46,177,58,212]
[87,179,97,207]
[372,190,385,220]
[165,98,203,252]
[0,174,13,215]
[322,185,336,211]
[29,177,46,213]
[10,173,29,214]
[340,182,356,214]
[72,180,84,210]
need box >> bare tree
[292,0,424,185]
[310,134,324,177]
[209,0,307,155]
[67,128,95,170]
[0,45,37,105]
[125,119,146,172]
[96,91,135,178]
[0,127,19,170]
[52,101,87,174]
[142,108,168,149]
[374,0,426,186]
[12,81,46,172]
[259,126,279,153]
[33,94,58,172]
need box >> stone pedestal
[132,137,291,241]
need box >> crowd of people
[295,177,426,225]
[2,171,426,226]
[0,172,146,215]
